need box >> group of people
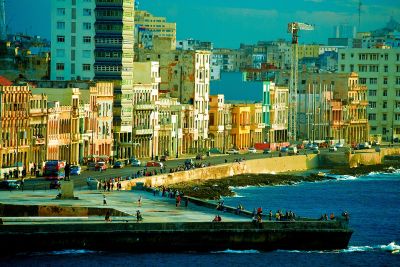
[98,178,123,192]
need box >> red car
[146,161,163,167]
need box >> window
[397,65,400,72]
[57,35,65,43]
[369,90,377,97]
[383,90,388,97]
[57,8,65,15]
[383,77,388,85]
[56,63,64,70]
[383,101,387,109]
[83,22,91,30]
[383,114,387,121]
[384,65,388,72]
[384,54,388,60]
[83,36,91,43]
[396,77,400,85]
[369,78,377,84]
[358,65,367,72]
[340,65,345,72]
[56,76,64,81]
[83,9,92,16]
[57,21,65,29]
[341,54,345,60]
[82,64,91,71]
[350,64,354,72]
[369,102,376,108]
[383,128,387,135]
[359,78,367,84]
[396,90,400,97]
[368,113,376,120]
[369,65,379,72]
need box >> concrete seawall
[121,154,319,189]
[0,220,353,253]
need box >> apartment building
[51,0,95,80]
[134,10,177,49]
[0,85,31,176]
[338,47,400,142]
[138,42,210,152]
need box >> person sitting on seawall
[342,211,350,221]
[330,213,335,220]
[212,215,222,222]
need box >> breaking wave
[212,249,260,254]
[280,242,400,254]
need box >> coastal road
[20,148,343,191]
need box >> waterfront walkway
[0,188,249,224]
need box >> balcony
[134,103,155,110]
[152,77,161,84]
[134,128,152,135]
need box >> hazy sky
[5,0,400,48]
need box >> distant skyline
[5,0,400,48]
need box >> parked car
[355,142,371,150]
[185,159,194,166]
[311,144,319,151]
[87,162,97,171]
[146,161,163,168]
[160,155,168,162]
[196,153,206,160]
[208,148,222,154]
[263,149,272,154]
[280,146,289,153]
[49,180,61,189]
[247,147,257,153]
[131,159,141,167]
[226,148,239,154]
[113,161,124,169]
[287,146,298,155]
[86,177,99,189]
[96,162,107,171]
[0,180,20,190]
[329,145,337,152]
[335,143,344,148]
[70,165,81,175]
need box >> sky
[5,0,400,48]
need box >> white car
[335,143,344,148]
[329,145,337,152]
[226,148,239,154]
[248,147,257,153]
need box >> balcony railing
[134,128,152,135]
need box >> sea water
[1,171,399,267]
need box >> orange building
[0,85,31,177]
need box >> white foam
[212,249,260,254]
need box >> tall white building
[51,0,95,81]
[338,47,400,142]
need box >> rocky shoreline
[169,163,400,200]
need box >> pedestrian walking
[103,195,107,205]
[20,178,25,192]
[138,196,142,207]
[105,210,111,222]
[136,210,143,222]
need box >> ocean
[1,170,399,267]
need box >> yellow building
[231,105,251,149]
[249,103,264,146]
[298,44,320,59]
[135,10,177,49]
[0,85,31,177]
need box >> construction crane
[287,22,314,142]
